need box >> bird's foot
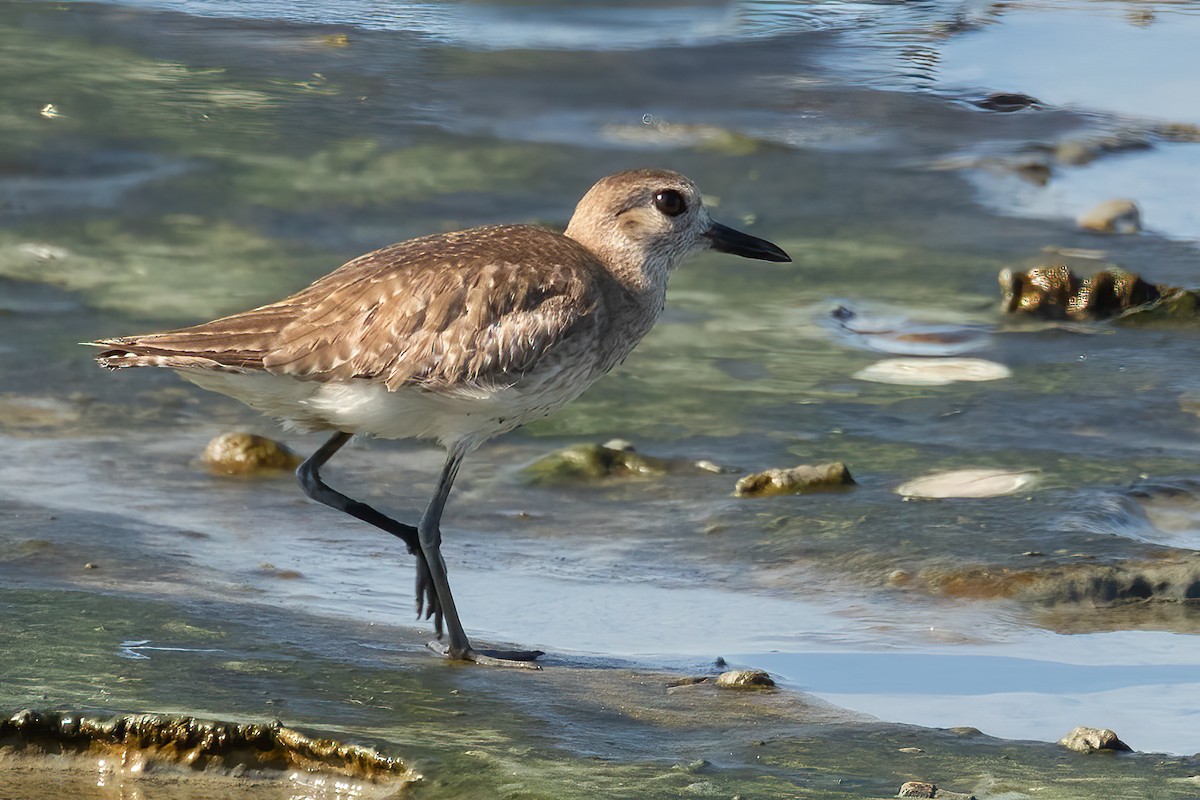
[427,641,544,670]
[414,557,444,638]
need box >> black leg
[419,446,543,669]
[296,431,442,636]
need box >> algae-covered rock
[897,780,976,799]
[1000,265,1200,323]
[0,709,417,784]
[0,394,82,429]
[523,441,724,485]
[1118,286,1200,323]
[917,555,1200,605]
[715,669,775,689]
[999,265,1162,320]
[734,463,854,498]
[202,432,302,475]
[1059,726,1132,753]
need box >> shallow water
[3,0,1200,790]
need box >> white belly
[179,366,596,451]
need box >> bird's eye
[653,189,687,217]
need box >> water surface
[3,0,1200,790]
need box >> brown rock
[898,782,975,799]
[715,669,775,689]
[734,462,854,498]
[999,265,1160,320]
[1079,199,1141,233]
[202,432,302,475]
[1059,726,1132,753]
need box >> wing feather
[93,225,605,389]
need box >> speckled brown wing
[92,301,297,371]
[94,225,604,390]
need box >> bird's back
[95,225,622,388]
[91,224,651,445]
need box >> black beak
[705,222,791,263]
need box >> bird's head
[565,169,790,288]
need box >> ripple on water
[1071,478,1200,552]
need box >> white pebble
[897,468,1039,499]
[854,358,1011,386]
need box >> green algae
[219,138,576,211]
[0,216,328,321]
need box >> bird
[88,168,791,668]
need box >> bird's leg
[420,447,544,669]
[297,431,442,636]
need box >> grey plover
[90,169,790,667]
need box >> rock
[0,709,417,783]
[523,442,660,483]
[1157,122,1200,143]
[923,555,1200,604]
[0,394,82,429]
[734,463,854,498]
[1048,131,1152,166]
[1059,726,1132,753]
[1054,140,1097,166]
[853,358,1011,386]
[1011,159,1053,185]
[522,441,735,485]
[715,670,775,689]
[202,432,302,475]
[1079,199,1141,234]
[897,468,1038,499]
[666,676,711,688]
[973,92,1041,112]
[999,265,1161,320]
[897,781,976,799]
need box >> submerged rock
[715,670,775,689]
[600,119,761,155]
[202,432,302,475]
[918,555,1200,605]
[0,709,417,785]
[1059,726,1132,753]
[826,305,991,356]
[523,441,725,485]
[898,781,974,799]
[734,463,854,498]
[998,265,1164,320]
[0,394,82,429]
[973,92,1041,112]
[1079,199,1141,234]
